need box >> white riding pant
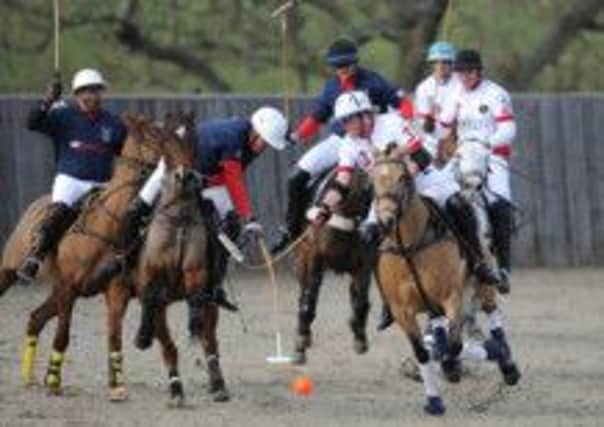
[486,156,511,203]
[297,134,343,180]
[416,163,460,208]
[51,173,105,207]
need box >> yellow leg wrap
[44,350,65,392]
[21,336,38,385]
[109,352,125,387]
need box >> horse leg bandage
[418,361,441,398]
[45,350,65,391]
[108,351,125,388]
[487,308,505,331]
[21,335,38,385]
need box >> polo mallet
[271,0,297,121]
[259,237,293,365]
[52,0,62,83]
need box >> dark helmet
[325,37,359,67]
[454,49,483,71]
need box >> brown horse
[132,127,230,405]
[292,170,373,364]
[0,113,188,400]
[371,147,520,416]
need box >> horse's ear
[184,110,197,127]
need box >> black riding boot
[18,202,77,282]
[87,197,152,292]
[270,167,312,254]
[358,223,392,332]
[487,198,515,294]
[445,194,501,285]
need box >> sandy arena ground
[1,267,603,426]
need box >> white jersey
[439,79,516,158]
[414,74,462,122]
[336,113,419,173]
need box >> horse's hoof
[296,333,312,350]
[134,332,153,351]
[169,378,185,405]
[108,386,128,402]
[212,387,230,402]
[44,375,62,396]
[291,351,307,366]
[442,359,462,383]
[400,357,422,383]
[501,362,521,386]
[424,396,446,416]
[353,338,368,355]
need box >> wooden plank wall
[1,94,603,267]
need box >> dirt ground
[1,267,603,427]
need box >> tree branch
[504,0,604,90]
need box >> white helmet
[334,90,373,121]
[251,107,288,150]
[72,68,106,93]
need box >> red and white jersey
[337,136,374,173]
[414,74,462,123]
[439,79,516,159]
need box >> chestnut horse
[0,113,189,400]
[371,148,520,416]
[292,170,373,364]
[132,126,230,405]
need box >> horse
[0,113,190,400]
[131,128,230,405]
[370,147,520,416]
[291,169,373,365]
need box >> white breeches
[202,186,234,219]
[297,134,343,179]
[486,156,511,203]
[51,173,105,207]
[415,164,460,208]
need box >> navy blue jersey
[27,102,127,182]
[196,118,256,176]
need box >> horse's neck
[396,196,429,246]
[103,162,145,217]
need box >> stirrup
[269,227,291,255]
[17,257,42,283]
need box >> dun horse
[292,170,373,364]
[132,127,230,405]
[371,147,520,416]
[0,114,187,400]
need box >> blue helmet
[325,38,359,67]
[427,41,456,62]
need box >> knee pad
[288,167,312,192]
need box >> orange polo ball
[292,376,313,396]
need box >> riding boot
[445,194,500,285]
[487,198,514,294]
[87,197,152,292]
[18,202,77,282]
[358,222,393,332]
[204,203,239,311]
[270,167,312,254]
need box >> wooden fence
[1,94,604,267]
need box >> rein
[374,158,447,317]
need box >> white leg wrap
[418,361,441,398]
[488,308,505,331]
[459,342,488,361]
[138,158,166,205]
